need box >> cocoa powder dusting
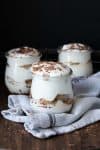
[17,47,33,54]
[31,61,66,74]
[61,43,92,51]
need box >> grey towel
[1,72,100,139]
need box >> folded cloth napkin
[1,72,100,139]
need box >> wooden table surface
[0,78,100,150]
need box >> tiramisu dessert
[30,61,74,113]
[5,47,41,93]
[58,43,93,77]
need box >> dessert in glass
[58,43,93,77]
[30,61,74,114]
[5,46,41,94]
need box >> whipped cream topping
[59,43,92,52]
[31,61,71,77]
[7,47,40,57]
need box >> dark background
[0,0,100,52]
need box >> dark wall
[0,0,100,51]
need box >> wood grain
[0,71,100,150]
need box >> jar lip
[57,43,92,53]
[5,47,42,58]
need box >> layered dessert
[5,46,41,93]
[58,43,93,77]
[30,61,74,113]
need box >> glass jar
[30,61,74,114]
[5,47,41,94]
[58,43,93,77]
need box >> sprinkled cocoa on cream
[7,47,40,57]
[58,43,92,52]
[31,61,71,77]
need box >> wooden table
[0,78,100,150]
